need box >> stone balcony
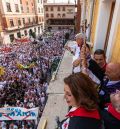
[37,41,74,129]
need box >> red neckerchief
[66,107,100,120]
[102,63,107,71]
[108,103,120,120]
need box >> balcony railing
[47,19,74,25]
[24,22,38,27]
[4,22,42,32]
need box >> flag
[0,66,5,76]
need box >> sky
[47,0,75,3]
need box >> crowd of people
[0,29,70,129]
[62,32,120,129]
[1,27,120,129]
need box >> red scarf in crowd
[108,103,120,120]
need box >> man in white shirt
[65,33,84,73]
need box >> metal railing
[41,119,47,129]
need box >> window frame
[9,19,14,27]
[6,2,12,12]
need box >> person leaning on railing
[58,72,104,129]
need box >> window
[62,13,65,17]
[24,30,27,35]
[45,7,48,11]
[22,18,25,24]
[33,18,35,23]
[46,13,49,17]
[18,19,21,26]
[27,7,29,13]
[32,8,34,13]
[38,27,40,33]
[41,8,43,13]
[39,17,41,22]
[57,6,60,11]
[38,8,40,13]
[51,7,53,11]
[21,6,23,13]
[41,25,43,30]
[34,28,36,32]
[9,34,14,42]
[20,0,22,4]
[26,1,28,5]
[57,13,61,18]
[41,0,43,4]
[51,14,54,18]
[28,18,31,23]
[6,2,12,12]
[63,6,65,11]
[9,19,14,27]
[17,32,21,38]
[15,4,19,12]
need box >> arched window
[46,13,49,17]
[63,6,65,11]
[57,13,61,18]
[45,7,48,11]
[51,14,54,18]
[62,13,65,17]
[57,6,60,11]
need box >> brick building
[0,0,44,44]
[44,3,75,30]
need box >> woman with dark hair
[61,72,103,129]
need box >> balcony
[37,41,73,129]
[47,19,75,26]
[24,21,38,27]
[4,22,42,32]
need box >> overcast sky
[47,0,75,3]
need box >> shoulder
[68,116,102,129]
[101,109,120,129]
[102,109,120,122]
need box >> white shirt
[62,107,77,129]
[107,80,120,86]
[72,44,81,73]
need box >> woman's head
[64,72,99,110]
[110,90,120,113]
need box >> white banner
[0,107,39,120]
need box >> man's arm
[64,45,75,55]
[73,57,81,67]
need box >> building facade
[0,0,44,44]
[0,8,3,45]
[80,0,120,63]
[44,3,75,30]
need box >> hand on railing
[80,44,88,75]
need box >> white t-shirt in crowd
[70,43,81,73]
